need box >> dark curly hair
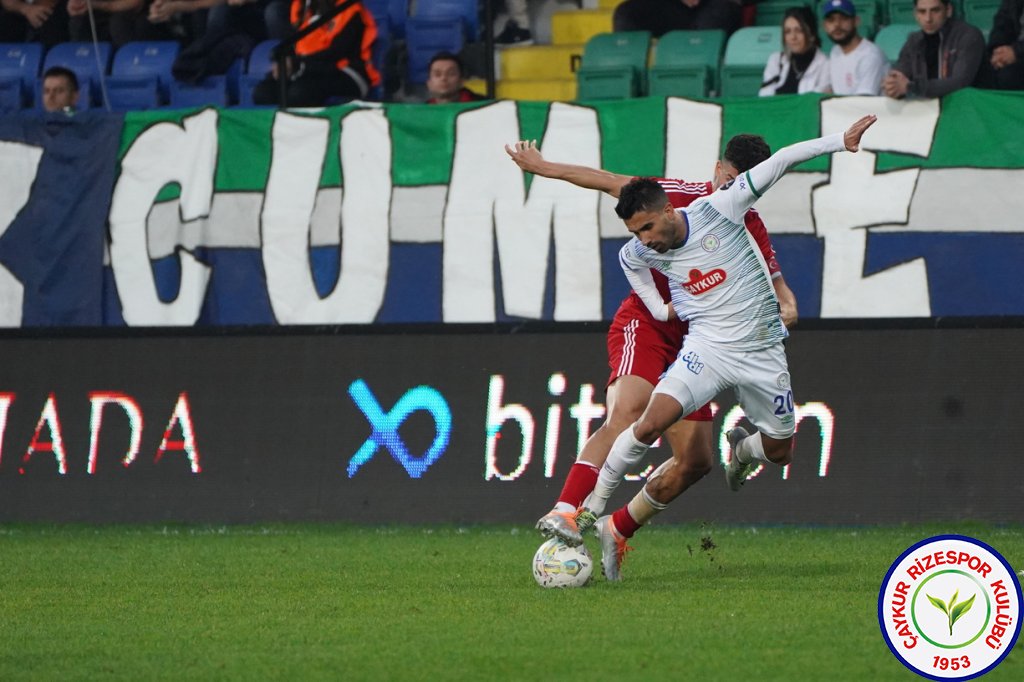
[615,177,669,221]
[724,134,771,173]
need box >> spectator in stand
[425,51,486,103]
[882,0,984,98]
[759,6,830,95]
[68,0,172,47]
[149,0,290,41]
[976,0,1024,90]
[496,0,533,46]
[821,0,888,94]
[252,0,380,106]
[41,65,79,112]
[152,0,290,84]
[611,0,742,39]
[0,0,70,46]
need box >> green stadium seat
[754,0,805,27]
[720,26,780,97]
[962,0,1001,30]
[575,31,651,100]
[647,29,726,98]
[886,0,916,24]
[874,23,917,62]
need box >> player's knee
[632,418,662,444]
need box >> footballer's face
[713,158,740,190]
[624,202,683,253]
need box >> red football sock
[557,462,600,508]
[612,506,642,539]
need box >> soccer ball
[532,537,593,588]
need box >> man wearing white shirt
[822,0,889,94]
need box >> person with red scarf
[253,0,380,106]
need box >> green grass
[0,524,1021,681]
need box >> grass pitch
[1,523,1021,681]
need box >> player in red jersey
[505,135,798,546]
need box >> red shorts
[606,299,713,422]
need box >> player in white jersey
[586,115,878,581]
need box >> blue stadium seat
[405,16,465,84]
[239,40,277,106]
[107,41,179,107]
[170,77,229,108]
[0,43,43,109]
[414,0,478,39]
[388,0,408,38]
[0,80,21,113]
[107,79,160,111]
[42,42,112,107]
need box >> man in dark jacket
[977,0,1024,89]
[882,0,984,98]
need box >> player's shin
[583,425,650,516]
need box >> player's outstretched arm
[712,116,878,224]
[504,140,633,197]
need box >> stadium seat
[414,0,479,40]
[550,9,613,46]
[647,29,725,99]
[755,0,799,27]
[874,23,917,62]
[405,16,465,84]
[962,0,1001,30]
[106,79,160,111]
[106,41,180,110]
[42,41,112,107]
[720,26,780,97]
[170,76,229,108]
[500,44,583,80]
[0,80,20,113]
[886,0,916,23]
[0,43,43,110]
[388,0,408,38]
[575,31,651,100]
[238,40,278,106]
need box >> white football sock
[582,425,650,517]
[736,432,770,464]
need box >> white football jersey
[620,132,846,351]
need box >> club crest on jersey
[701,234,721,252]
[683,268,727,295]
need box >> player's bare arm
[773,275,798,327]
[504,140,633,197]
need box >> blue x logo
[346,379,452,478]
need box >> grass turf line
[0,523,1021,681]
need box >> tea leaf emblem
[927,589,976,636]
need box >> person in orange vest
[253,0,381,106]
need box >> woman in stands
[253,0,380,106]
[759,5,830,95]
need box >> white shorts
[653,336,796,439]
